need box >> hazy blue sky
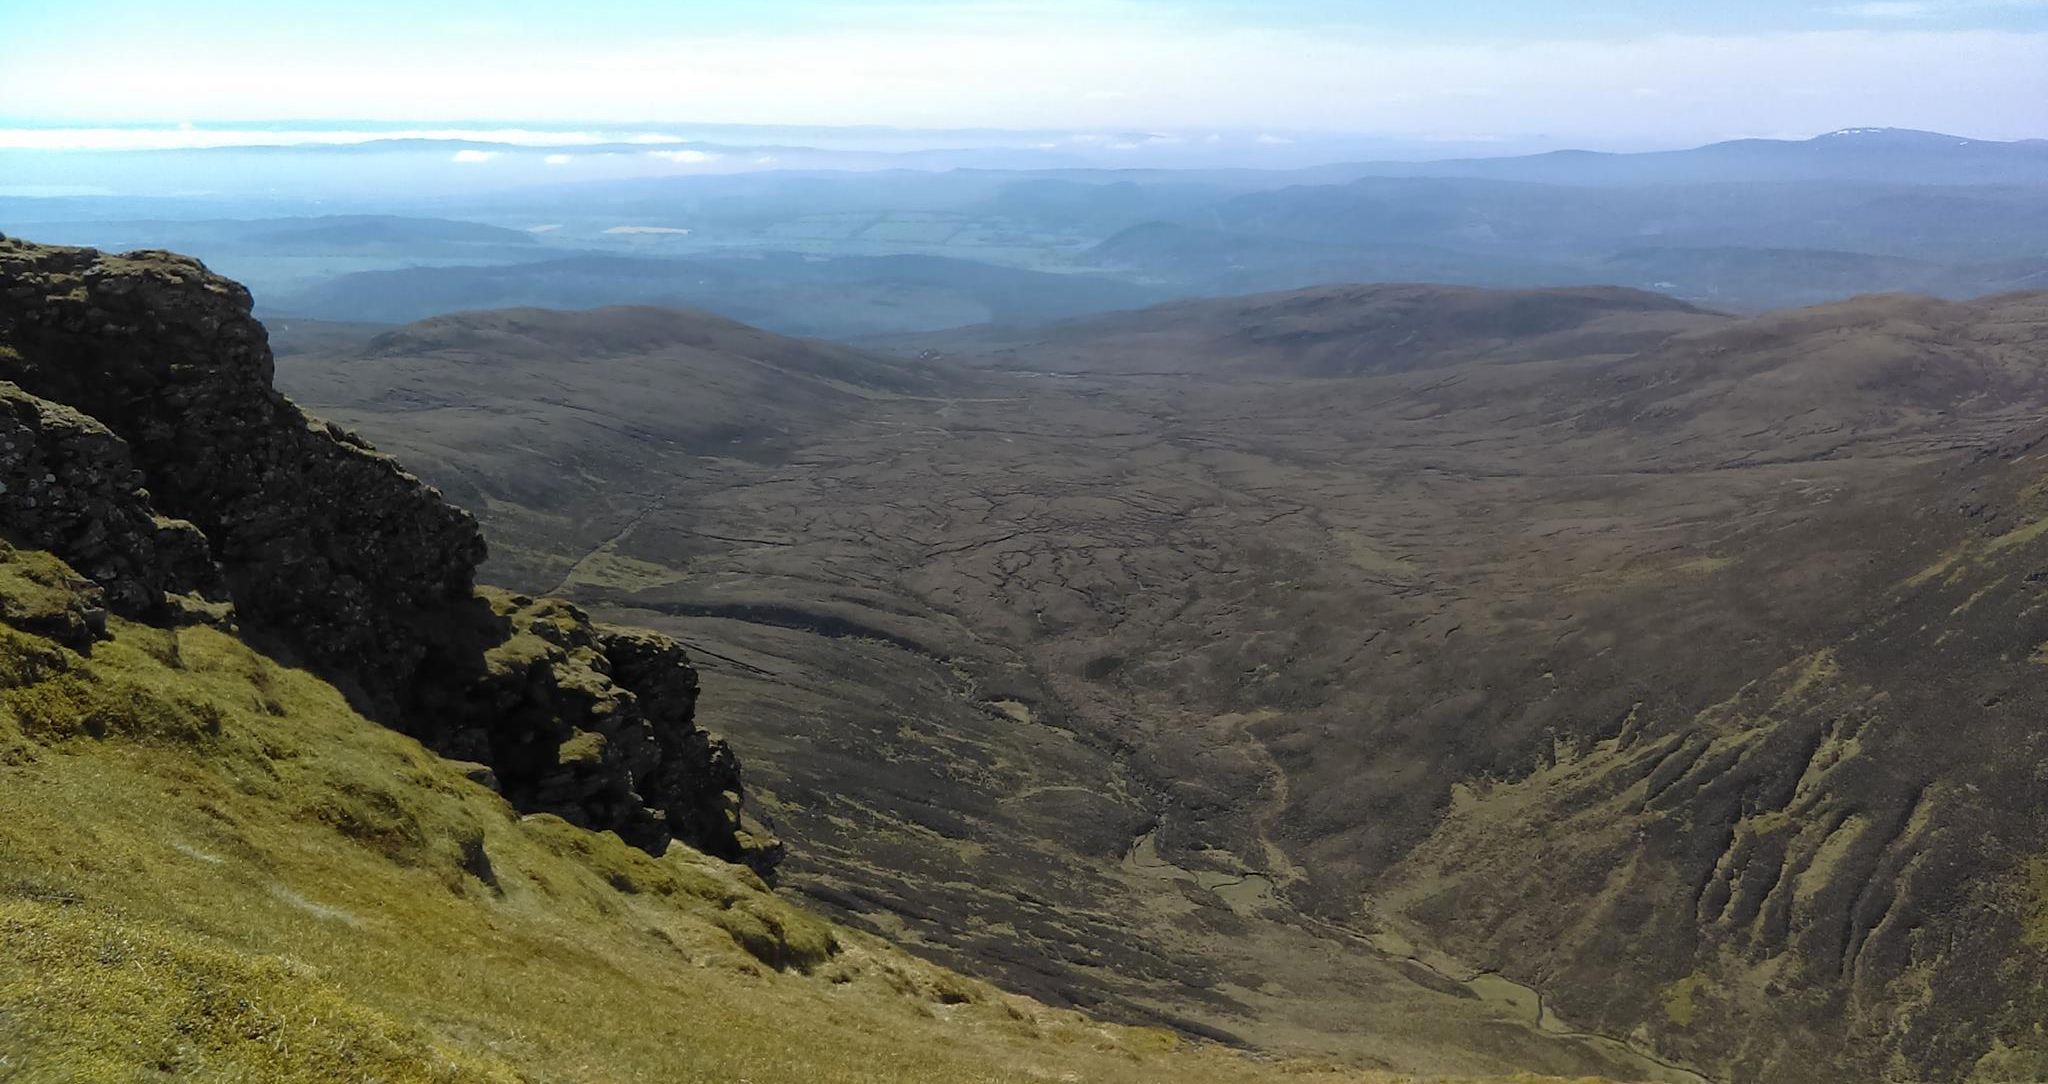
[4,0,2046,144]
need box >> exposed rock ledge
[0,236,778,872]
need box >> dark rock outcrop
[0,242,482,699]
[0,381,221,622]
[409,590,774,867]
[0,236,776,871]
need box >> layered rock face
[0,237,774,870]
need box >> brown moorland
[282,281,2048,1083]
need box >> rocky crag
[0,236,776,870]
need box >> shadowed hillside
[264,252,1173,339]
[905,283,1729,375]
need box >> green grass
[2020,857,2048,950]
[1988,516,2048,554]
[1660,975,1707,1029]
[1,897,517,1083]
[0,545,101,649]
[0,545,1615,1084]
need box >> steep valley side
[283,285,2048,1082]
[282,305,1684,1078]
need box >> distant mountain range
[7,125,2046,334]
[8,125,2045,202]
[1330,127,2048,187]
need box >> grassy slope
[0,543,1606,1084]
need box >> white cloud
[1103,132,1185,150]
[1254,133,1294,145]
[543,152,573,165]
[647,149,722,164]
[450,148,499,163]
[0,127,696,153]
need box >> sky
[3,0,2046,146]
